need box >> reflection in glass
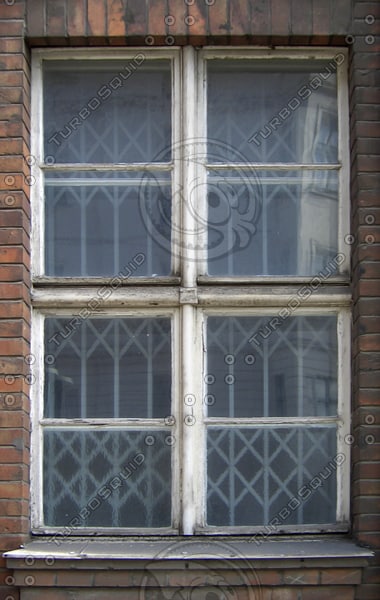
[45,171,171,276]
[207,60,338,164]
[43,429,171,527]
[207,170,339,276]
[207,426,337,526]
[44,60,171,164]
[206,316,337,417]
[44,318,171,419]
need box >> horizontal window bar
[206,163,341,170]
[33,277,181,286]
[41,163,173,171]
[40,419,173,427]
[204,417,340,426]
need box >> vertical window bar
[264,428,269,524]
[113,193,120,274]
[81,322,87,418]
[114,320,120,419]
[297,321,304,523]
[228,429,235,526]
[228,319,234,417]
[262,186,268,274]
[147,320,153,419]
[263,335,269,523]
[80,190,86,275]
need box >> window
[31,47,350,536]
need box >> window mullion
[181,46,198,288]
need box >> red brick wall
[0,1,379,599]
[0,0,30,599]
[350,3,380,599]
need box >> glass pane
[45,171,171,276]
[206,316,337,417]
[207,170,339,276]
[207,60,338,164]
[207,426,337,526]
[44,318,171,419]
[44,60,171,164]
[43,429,171,527]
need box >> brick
[206,0,227,36]
[354,2,380,19]
[351,103,380,125]
[125,0,146,36]
[357,155,380,172]
[0,139,23,154]
[56,572,95,587]
[290,0,312,36]
[87,0,106,37]
[356,122,380,138]
[353,494,380,514]
[252,569,283,585]
[0,338,26,356]
[355,262,380,279]
[0,53,26,72]
[357,138,380,155]
[230,0,250,37]
[0,284,30,303]
[353,461,380,482]
[0,411,29,430]
[167,0,186,37]
[358,333,380,352]
[0,430,29,449]
[282,569,319,585]
[0,319,29,339]
[0,247,26,264]
[354,87,380,104]
[0,465,24,482]
[302,587,355,600]
[0,229,28,247]
[0,192,30,216]
[46,0,66,37]
[0,2,25,19]
[251,0,271,35]
[0,266,27,284]
[67,0,86,38]
[107,0,127,38]
[320,568,362,585]
[358,280,380,297]
[271,0,290,34]
[0,483,29,501]
[356,387,380,405]
[264,591,297,600]
[354,479,380,496]
[0,38,23,55]
[356,583,380,599]
[20,571,57,587]
[0,301,29,320]
[353,68,380,87]
[0,87,26,106]
[363,566,380,584]
[312,0,330,35]
[354,515,380,532]
[147,0,166,38]
[0,21,24,37]
[352,440,380,462]
[26,0,45,38]
[357,208,380,226]
[358,245,380,260]
[0,517,28,534]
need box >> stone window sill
[5,536,373,594]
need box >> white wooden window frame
[30,46,351,536]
